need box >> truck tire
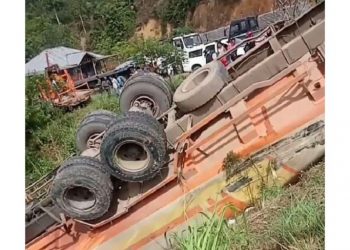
[83,110,117,123]
[174,61,229,113]
[119,111,167,147]
[120,79,171,118]
[126,72,173,102]
[51,160,113,221]
[57,156,109,175]
[100,116,167,182]
[76,111,117,152]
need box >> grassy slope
[171,161,325,250]
[25,93,120,185]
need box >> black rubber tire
[100,116,167,182]
[51,161,113,221]
[57,156,110,175]
[174,61,230,113]
[76,111,118,152]
[119,79,171,118]
[83,110,117,123]
[119,111,167,148]
[127,72,173,102]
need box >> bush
[25,76,63,141]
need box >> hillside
[135,0,275,38]
[25,0,277,60]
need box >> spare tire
[76,111,117,152]
[100,115,167,182]
[51,158,113,221]
[119,79,171,118]
[173,61,230,113]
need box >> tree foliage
[172,26,195,37]
[111,38,184,68]
[25,17,76,61]
[156,0,201,27]
[25,76,62,141]
[25,0,137,60]
[91,1,137,54]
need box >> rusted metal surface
[38,65,94,109]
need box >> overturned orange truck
[25,2,325,249]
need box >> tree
[25,17,76,61]
[92,0,136,53]
[111,38,184,69]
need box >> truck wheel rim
[87,133,103,149]
[113,140,151,173]
[64,186,96,210]
[131,96,159,116]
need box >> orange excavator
[25,1,324,249]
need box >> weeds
[25,92,120,185]
[223,151,242,181]
[170,207,239,250]
[270,200,324,248]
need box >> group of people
[101,75,127,95]
[204,31,255,66]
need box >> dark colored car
[228,16,260,42]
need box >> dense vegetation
[25,0,201,61]
[25,76,120,184]
[26,0,138,59]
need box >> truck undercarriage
[25,2,324,249]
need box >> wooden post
[80,14,87,36]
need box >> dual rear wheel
[51,64,230,221]
[51,112,167,221]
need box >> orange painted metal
[184,71,307,156]
[38,66,93,109]
[27,58,324,249]
[26,42,325,250]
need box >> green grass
[170,161,325,250]
[270,200,324,249]
[170,208,242,250]
[168,73,189,92]
[25,92,120,185]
